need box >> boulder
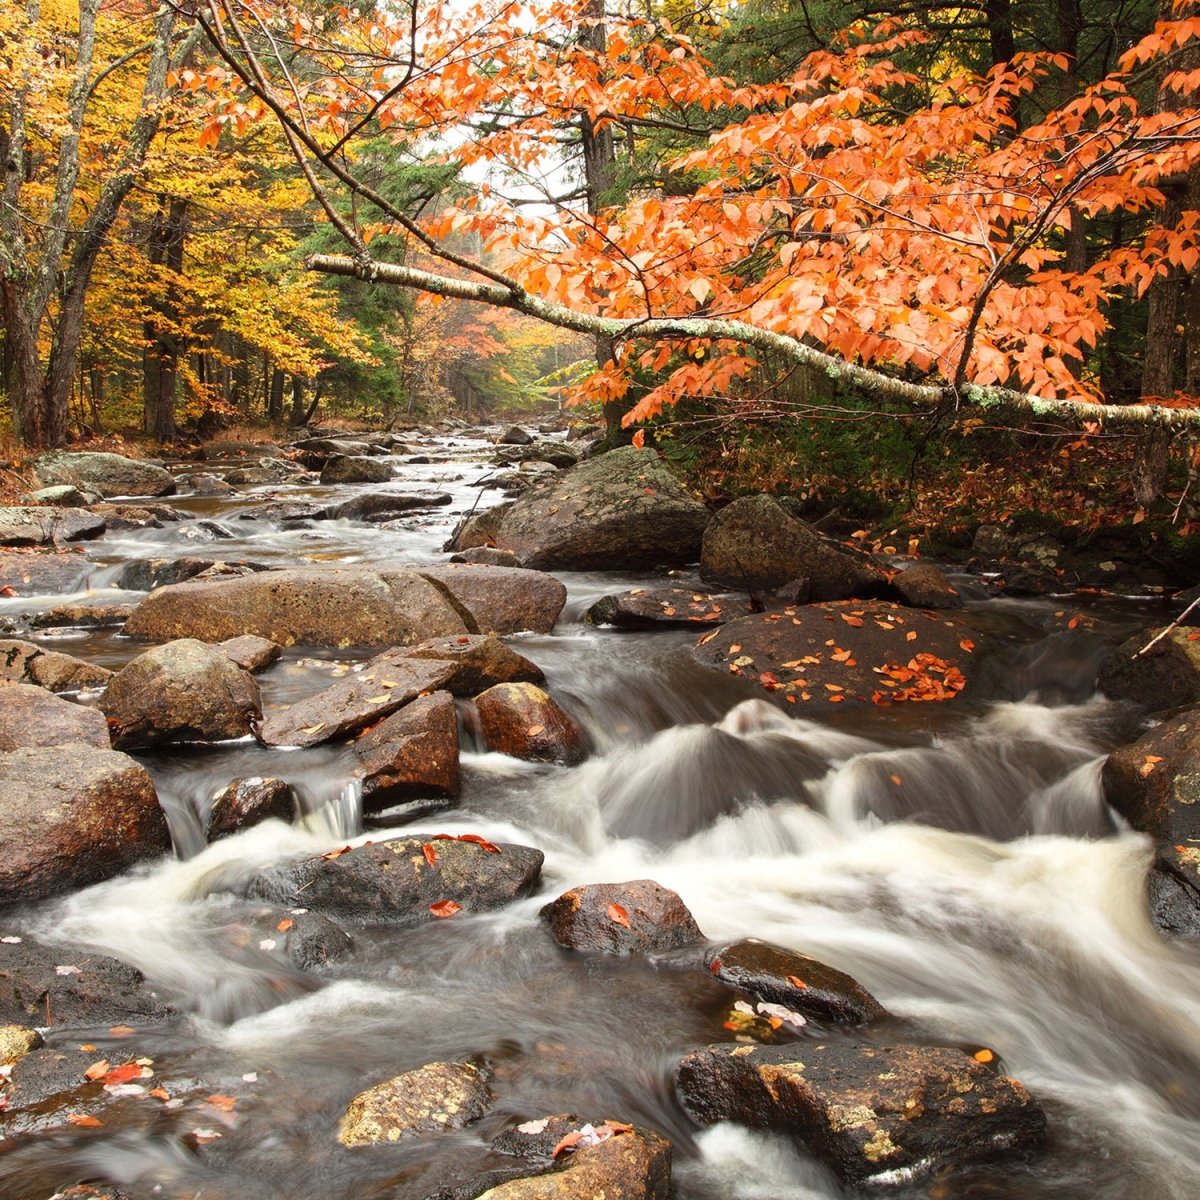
[34,450,174,498]
[31,601,134,630]
[0,684,110,750]
[100,638,261,750]
[338,1060,490,1146]
[700,495,889,599]
[225,460,309,485]
[0,549,92,596]
[243,906,353,971]
[122,565,566,649]
[207,777,294,841]
[217,634,282,673]
[471,682,587,764]
[400,632,544,695]
[0,638,112,692]
[478,1115,671,1199]
[0,745,168,904]
[260,654,456,749]
[319,454,394,484]
[586,587,754,630]
[115,555,216,591]
[355,691,460,813]
[542,880,703,955]
[466,446,709,570]
[444,502,511,553]
[244,834,543,924]
[451,546,523,567]
[87,501,178,530]
[498,425,534,445]
[691,601,978,717]
[674,1041,1045,1184]
[177,472,235,496]
[320,492,451,521]
[19,484,95,507]
[293,436,374,457]
[176,519,236,543]
[1102,707,1200,934]
[706,939,886,1026]
[892,562,963,609]
[201,439,284,460]
[0,506,106,546]
[1098,627,1200,711]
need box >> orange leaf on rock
[84,1060,110,1082]
[430,899,463,918]
[422,842,438,866]
[608,902,631,928]
[67,1114,104,1128]
[786,975,808,989]
[457,833,502,853]
[276,918,294,932]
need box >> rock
[99,638,262,749]
[0,744,167,903]
[321,491,451,521]
[0,684,110,750]
[0,935,170,1030]
[1098,627,1200,711]
[471,446,710,570]
[338,1060,490,1146]
[999,566,1063,597]
[31,601,134,630]
[586,587,754,630]
[444,502,512,553]
[498,425,534,445]
[34,450,174,498]
[122,565,566,649]
[218,634,282,673]
[474,1116,672,1199]
[19,484,96,507]
[891,562,963,609]
[261,654,455,748]
[0,638,112,692]
[0,506,106,546]
[0,549,92,596]
[293,436,373,457]
[201,439,284,459]
[706,939,885,1026]
[0,1024,42,1063]
[674,1041,1045,1184]
[691,601,978,717]
[541,880,703,955]
[319,455,394,484]
[355,691,460,813]
[4,1044,99,1110]
[244,835,543,923]
[451,546,523,567]
[87,501,178,530]
[177,472,235,496]
[176,519,236,542]
[246,906,353,970]
[225,460,309,485]
[700,495,889,599]
[400,632,545,695]
[471,682,586,764]
[115,555,216,591]
[207,777,293,841]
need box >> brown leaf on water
[276,918,294,932]
[207,1094,237,1112]
[607,902,631,928]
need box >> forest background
[4,0,1200,552]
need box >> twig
[1133,595,1200,658]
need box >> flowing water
[2,432,1198,1200]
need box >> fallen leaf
[551,1130,585,1157]
[422,842,438,866]
[67,1114,104,1128]
[108,1025,135,1037]
[786,975,808,989]
[1139,755,1164,777]
[518,1117,550,1134]
[84,1060,110,1082]
[104,1062,146,1085]
[890,774,902,786]
[973,1048,995,1064]
[840,614,863,627]
[526,724,545,737]
[906,631,918,641]
[149,1087,171,1100]
[276,918,294,932]
[430,899,463,918]
[207,1094,237,1112]
[607,902,631,928]
[959,639,975,652]
[456,833,501,853]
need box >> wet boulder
[319,454,394,484]
[175,519,236,543]
[100,638,261,750]
[691,601,979,717]
[444,501,511,553]
[0,549,92,596]
[0,744,167,903]
[674,1041,1045,1185]
[122,565,565,649]
[31,602,134,630]
[177,472,235,496]
[0,506,106,546]
[498,425,534,445]
[217,634,282,673]
[1098,627,1200,712]
[892,562,963,610]
[0,684,110,750]
[586,587,754,630]
[706,939,885,1026]
[541,880,703,955]
[321,491,450,522]
[0,637,112,693]
[206,777,294,841]
[471,682,587,765]
[338,1060,490,1146]
[34,450,174,498]
[355,691,460,813]
[114,555,216,591]
[1102,706,1200,934]
[244,834,543,924]
[467,446,709,570]
[260,654,456,748]
[243,906,354,971]
[399,633,545,695]
[700,495,889,600]
[451,546,523,567]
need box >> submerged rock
[217,634,282,673]
[0,637,112,693]
[541,881,703,955]
[34,450,174,498]
[319,454,394,484]
[471,682,587,765]
[338,1060,490,1146]
[0,684,110,750]
[675,1041,1045,1184]
[31,602,134,630]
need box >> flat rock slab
[338,1060,490,1146]
[586,587,755,630]
[0,744,169,904]
[122,565,566,649]
[0,934,170,1030]
[0,638,112,692]
[31,601,134,630]
[0,684,110,751]
[401,633,545,695]
[0,507,106,546]
[541,880,703,955]
[34,450,174,498]
[261,654,456,748]
[706,939,886,1026]
[217,634,282,673]
[675,1041,1045,1184]
[319,455,394,484]
[243,835,543,924]
[0,549,92,596]
[691,601,979,716]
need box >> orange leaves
[430,900,463,919]
[608,903,631,928]
[872,654,967,705]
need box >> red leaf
[787,974,808,989]
[551,1130,585,1157]
[457,833,502,853]
[104,1062,144,1085]
[422,842,438,866]
[607,902,631,928]
[430,899,463,918]
[67,1114,104,1128]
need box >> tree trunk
[143,197,188,443]
[267,366,285,420]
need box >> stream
[1,430,1198,1200]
